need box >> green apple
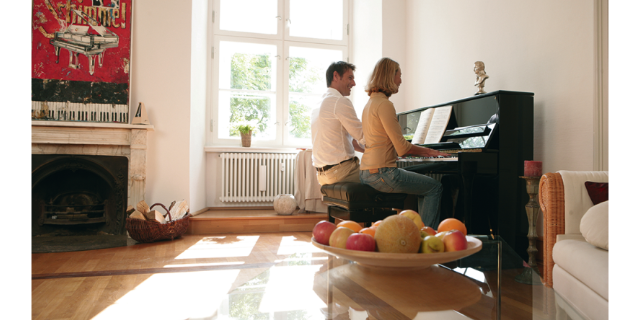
[420,235,445,254]
[329,227,355,249]
[435,231,449,240]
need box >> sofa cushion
[580,201,608,250]
[558,171,608,234]
[553,265,609,319]
[552,239,608,300]
[585,181,608,205]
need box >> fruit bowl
[311,236,482,270]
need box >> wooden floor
[31,210,561,320]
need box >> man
[311,61,365,185]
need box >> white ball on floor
[274,194,297,215]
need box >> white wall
[404,0,596,173]
[381,0,406,108]
[352,0,382,116]
[131,0,195,208]
[352,0,407,114]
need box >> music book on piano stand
[411,105,453,145]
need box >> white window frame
[207,0,351,148]
[283,41,347,146]
[210,36,285,147]
[284,0,349,46]
[213,0,285,41]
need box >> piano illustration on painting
[50,9,119,75]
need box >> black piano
[397,90,533,260]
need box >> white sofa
[540,171,608,320]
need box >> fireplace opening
[32,155,129,252]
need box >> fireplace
[32,155,128,238]
[32,121,153,252]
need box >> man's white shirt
[311,88,365,168]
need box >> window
[210,0,350,147]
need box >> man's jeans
[360,167,443,228]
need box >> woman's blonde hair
[365,57,400,97]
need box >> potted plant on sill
[235,123,255,147]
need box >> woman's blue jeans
[360,167,443,228]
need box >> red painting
[32,0,133,121]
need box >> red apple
[312,221,337,245]
[329,227,355,249]
[345,233,376,252]
[442,230,468,252]
[420,226,437,238]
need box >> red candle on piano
[524,161,542,177]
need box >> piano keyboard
[397,157,458,163]
[31,101,129,123]
[437,149,483,154]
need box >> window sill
[204,146,306,153]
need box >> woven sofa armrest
[539,172,565,288]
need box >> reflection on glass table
[213,236,558,320]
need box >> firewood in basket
[153,210,166,224]
[145,209,160,221]
[129,210,146,220]
[169,199,189,221]
[137,200,150,215]
[126,205,135,215]
[168,200,177,212]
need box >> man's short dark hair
[326,61,356,87]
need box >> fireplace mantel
[32,121,154,207]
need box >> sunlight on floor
[91,270,240,320]
[276,235,323,256]
[258,265,326,314]
[175,236,260,259]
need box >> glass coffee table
[211,236,583,319]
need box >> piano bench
[320,182,407,227]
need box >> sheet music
[424,105,453,144]
[411,109,435,144]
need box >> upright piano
[397,90,534,259]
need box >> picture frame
[31,0,134,124]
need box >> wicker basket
[126,203,191,243]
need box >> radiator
[219,153,297,203]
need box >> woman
[359,57,449,228]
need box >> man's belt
[316,157,355,172]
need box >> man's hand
[352,139,365,153]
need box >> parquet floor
[31,230,560,320]
[32,232,317,320]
